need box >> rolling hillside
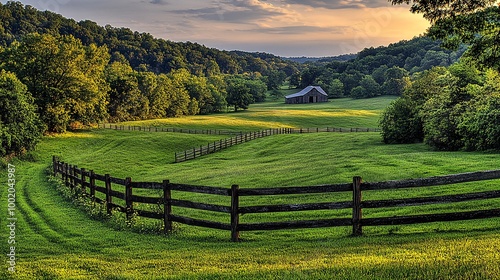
[1,97,500,279]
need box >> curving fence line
[52,156,500,242]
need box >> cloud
[172,0,297,23]
[242,25,352,35]
[150,0,168,4]
[283,0,391,9]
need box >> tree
[0,70,44,156]
[382,67,410,95]
[226,79,253,111]
[1,33,110,132]
[328,79,344,98]
[266,70,286,90]
[359,75,381,97]
[350,86,368,99]
[105,62,149,121]
[391,0,500,70]
[379,97,423,144]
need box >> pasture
[2,97,500,279]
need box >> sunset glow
[2,0,430,56]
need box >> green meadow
[1,97,500,279]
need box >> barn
[285,86,328,104]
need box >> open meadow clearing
[2,97,500,279]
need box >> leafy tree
[0,70,44,156]
[327,79,344,98]
[382,67,410,95]
[1,33,109,132]
[359,75,381,97]
[226,79,253,111]
[379,97,423,144]
[266,70,287,90]
[350,86,368,99]
[458,70,500,151]
[105,62,149,121]
[391,0,500,70]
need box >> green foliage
[420,91,465,150]
[380,97,423,144]
[381,63,500,151]
[1,33,110,132]
[458,70,500,151]
[382,67,410,96]
[0,2,299,77]
[392,0,500,70]
[226,79,254,111]
[0,70,43,156]
[359,75,381,97]
[298,37,464,99]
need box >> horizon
[1,0,430,57]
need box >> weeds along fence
[174,127,381,163]
[52,157,500,242]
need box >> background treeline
[290,37,467,99]
[0,2,298,78]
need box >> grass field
[2,96,500,279]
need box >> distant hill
[0,2,299,77]
[292,36,467,98]
[284,54,357,64]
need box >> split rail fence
[174,127,381,163]
[52,157,500,242]
[98,124,380,163]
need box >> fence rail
[99,123,380,136]
[174,127,381,163]
[52,156,500,241]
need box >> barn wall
[285,89,328,104]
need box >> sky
[3,0,430,57]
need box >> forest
[1,0,497,157]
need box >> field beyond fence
[51,157,500,241]
[97,124,381,162]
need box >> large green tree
[0,70,44,156]
[1,33,110,132]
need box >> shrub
[379,97,423,144]
[0,70,44,157]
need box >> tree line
[380,0,500,152]
[0,32,270,157]
[289,37,466,99]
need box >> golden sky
[4,0,430,56]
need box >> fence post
[231,184,240,242]
[352,176,363,236]
[52,156,57,176]
[81,168,86,194]
[125,177,133,220]
[89,170,96,203]
[163,180,172,233]
[69,165,75,190]
[64,163,69,187]
[105,174,112,215]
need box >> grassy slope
[119,97,392,131]
[1,96,500,279]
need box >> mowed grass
[1,96,500,279]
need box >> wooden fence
[52,156,500,242]
[174,127,381,163]
[99,123,380,136]
[98,123,245,135]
